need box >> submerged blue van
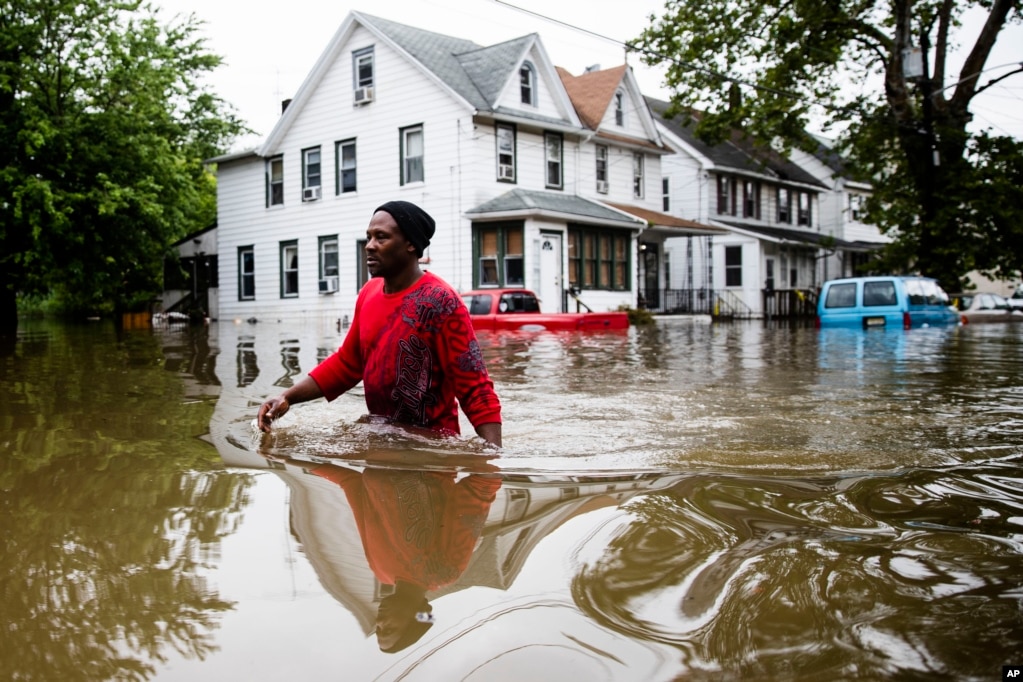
[816,276,960,329]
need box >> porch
[643,287,818,320]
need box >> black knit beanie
[375,201,436,257]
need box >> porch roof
[466,189,644,228]
[715,220,874,250]
[604,202,727,237]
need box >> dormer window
[614,91,625,126]
[520,63,536,106]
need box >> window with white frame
[266,156,283,207]
[725,245,742,286]
[777,187,791,223]
[319,235,338,279]
[400,124,424,184]
[849,193,865,221]
[595,145,608,192]
[717,175,736,215]
[632,153,644,198]
[496,123,515,181]
[280,240,299,298]
[355,239,369,291]
[353,47,374,88]
[238,246,255,300]
[662,177,670,211]
[544,132,562,189]
[519,62,535,106]
[302,147,321,195]
[336,139,356,194]
[796,191,812,225]
[614,91,625,126]
[742,179,760,219]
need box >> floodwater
[2,317,1022,681]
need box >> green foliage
[620,305,657,325]
[633,0,1023,292]
[0,0,247,330]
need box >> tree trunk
[0,283,18,336]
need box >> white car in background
[1009,288,1023,310]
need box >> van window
[824,282,857,308]
[863,280,897,307]
[905,279,926,305]
[921,280,950,305]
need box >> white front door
[538,233,563,313]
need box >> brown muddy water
[2,317,1022,681]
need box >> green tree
[632,0,1023,291]
[0,0,245,332]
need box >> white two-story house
[649,97,868,317]
[210,12,708,323]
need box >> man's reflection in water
[306,462,501,653]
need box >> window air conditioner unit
[498,165,514,180]
[596,179,609,193]
[318,276,339,294]
[354,86,374,105]
[302,186,321,202]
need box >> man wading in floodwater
[257,201,502,447]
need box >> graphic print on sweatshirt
[382,283,459,425]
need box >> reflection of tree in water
[1,323,251,680]
[1,460,248,681]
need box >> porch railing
[762,288,818,319]
[647,288,817,320]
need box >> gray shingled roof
[646,97,825,188]
[358,12,530,112]
[466,189,643,226]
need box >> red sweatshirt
[309,272,501,435]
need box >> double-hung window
[400,124,424,185]
[632,153,644,198]
[614,91,625,126]
[849,193,865,221]
[266,156,283,207]
[336,139,356,194]
[743,179,760,219]
[319,235,338,293]
[238,246,255,300]
[520,63,535,106]
[496,124,516,181]
[302,147,321,199]
[474,223,524,287]
[777,188,791,223]
[725,246,742,286]
[353,47,373,89]
[544,132,562,189]
[662,177,670,211]
[717,175,736,215]
[280,240,299,298]
[797,191,812,225]
[595,145,608,193]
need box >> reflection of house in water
[249,458,684,636]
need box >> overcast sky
[152,0,1023,151]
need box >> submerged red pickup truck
[461,288,630,332]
